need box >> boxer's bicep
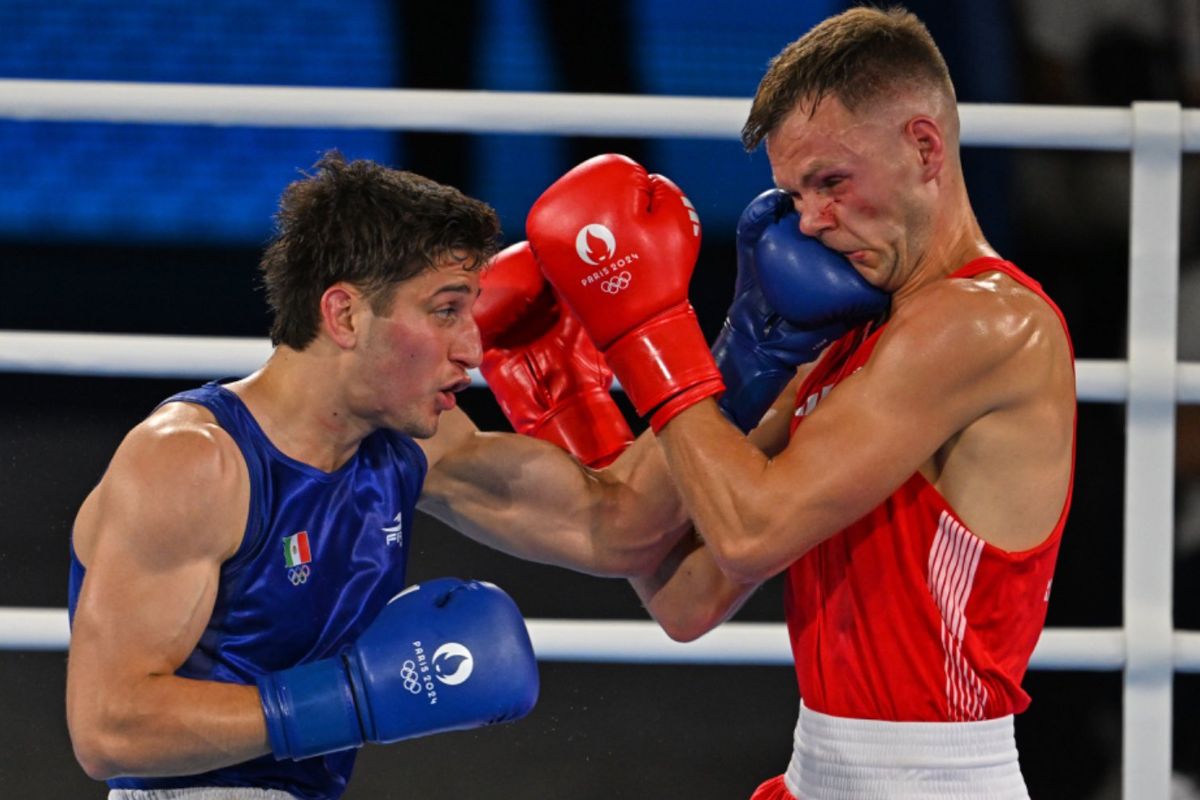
[747,367,815,457]
[68,417,249,712]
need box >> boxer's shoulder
[865,271,1072,427]
[120,401,243,486]
[83,400,249,561]
[885,274,1035,350]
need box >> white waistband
[783,702,1030,800]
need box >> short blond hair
[742,6,955,151]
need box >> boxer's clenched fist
[527,154,723,432]
[258,578,538,760]
[475,241,632,467]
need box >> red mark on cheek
[852,200,880,219]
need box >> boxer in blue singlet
[66,152,691,799]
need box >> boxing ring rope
[4,331,1200,404]
[2,79,1182,148]
[0,80,1197,798]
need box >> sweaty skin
[635,91,1074,635]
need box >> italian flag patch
[282,531,311,567]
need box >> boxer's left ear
[320,282,362,349]
[907,116,944,182]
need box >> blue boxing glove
[257,578,539,761]
[714,189,890,432]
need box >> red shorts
[749,774,793,800]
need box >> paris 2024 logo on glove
[575,223,615,265]
[431,642,474,686]
[574,222,634,295]
[570,192,700,296]
[404,640,476,704]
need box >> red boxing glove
[527,154,723,432]
[475,241,634,468]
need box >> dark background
[1,0,1198,797]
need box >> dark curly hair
[260,151,501,348]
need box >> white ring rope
[1,607,1187,672]
[1,79,1199,151]
[7,80,1200,151]
[0,330,1196,404]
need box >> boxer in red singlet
[618,8,1076,798]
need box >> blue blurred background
[0,0,833,245]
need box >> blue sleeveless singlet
[68,381,427,799]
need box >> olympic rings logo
[399,660,423,694]
[601,271,632,294]
[287,564,311,585]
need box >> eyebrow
[776,162,841,198]
[799,161,839,187]
[430,283,475,298]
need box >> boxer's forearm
[655,399,801,583]
[595,428,693,574]
[631,529,759,642]
[68,675,269,780]
[422,424,687,577]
